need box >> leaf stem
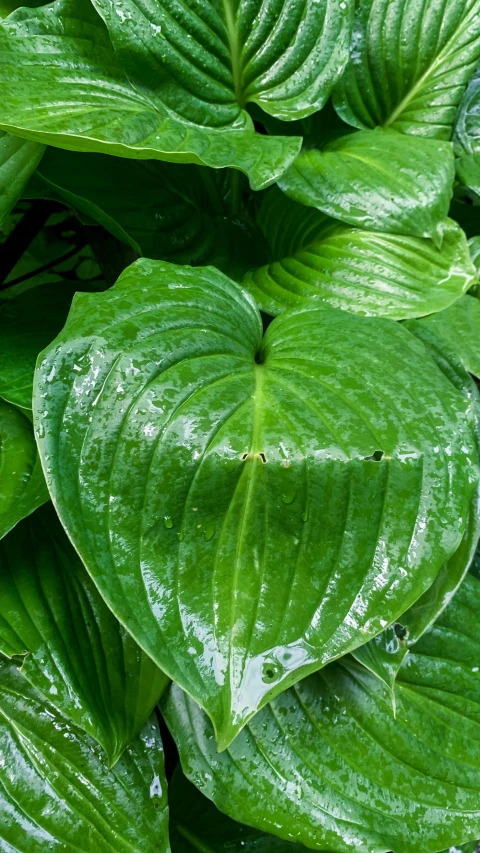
[230,169,242,216]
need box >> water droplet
[262,661,282,683]
[282,487,296,504]
[164,516,173,529]
[301,510,308,522]
[177,531,184,542]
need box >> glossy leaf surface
[164,574,480,853]
[455,67,480,155]
[243,187,475,318]
[0,281,104,411]
[170,765,308,852]
[333,0,480,139]
[0,0,353,188]
[408,295,480,379]
[456,155,480,198]
[353,489,480,690]
[278,128,454,241]
[0,130,44,224]
[0,399,48,539]
[0,657,169,852]
[34,259,480,748]
[28,148,267,277]
[0,504,169,764]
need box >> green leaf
[0,0,353,189]
[0,504,169,764]
[0,657,169,852]
[27,148,267,277]
[406,295,480,379]
[0,398,48,539]
[0,131,44,224]
[456,155,480,198]
[163,573,480,853]
[352,490,480,690]
[33,259,480,748]
[333,0,480,139]
[455,67,480,155]
[0,281,104,411]
[243,187,476,318]
[170,765,308,852]
[278,128,455,241]
[470,236,480,275]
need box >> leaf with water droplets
[0,657,169,852]
[0,0,353,188]
[243,187,475,318]
[0,504,169,765]
[333,0,480,139]
[164,573,480,853]
[34,259,479,749]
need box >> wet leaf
[170,765,308,852]
[0,0,354,188]
[405,295,480,380]
[243,187,475,318]
[0,398,48,539]
[34,259,480,748]
[164,574,480,853]
[0,130,44,224]
[0,657,169,852]
[27,148,267,278]
[0,504,169,764]
[333,0,480,139]
[278,128,454,242]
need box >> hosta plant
[1,0,480,850]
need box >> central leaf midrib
[222,0,245,108]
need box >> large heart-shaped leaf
[0,398,48,539]
[243,187,475,318]
[0,130,44,224]
[277,128,454,241]
[333,0,480,139]
[170,765,308,852]
[34,259,480,748]
[0,504,169,764]
[0,0,353,189]
[26,148,267,277]
[0,657,168,851]
[164,573,480,853]
[0,281,105,411]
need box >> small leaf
[0,130,44,224]
[0,658,169,852]
[170,765,308,852]
[406,295,480,380]
[0,398,48,539]
[0,504,169,764]
[164,574,480,853]
[243,187,475,318]
[34,259,480,748]
[278,128,455,241]
[456,155,480,199]
[0,0,353,188]
[0,281,104,411]
[455,67,480,156]
[333,0,480,139]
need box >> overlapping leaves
[0,505,169,764]
[164,573,480,853]
[34,259,479,748]
[0,0,353,187]
[243,187,475,317]
[0,657,168,852]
